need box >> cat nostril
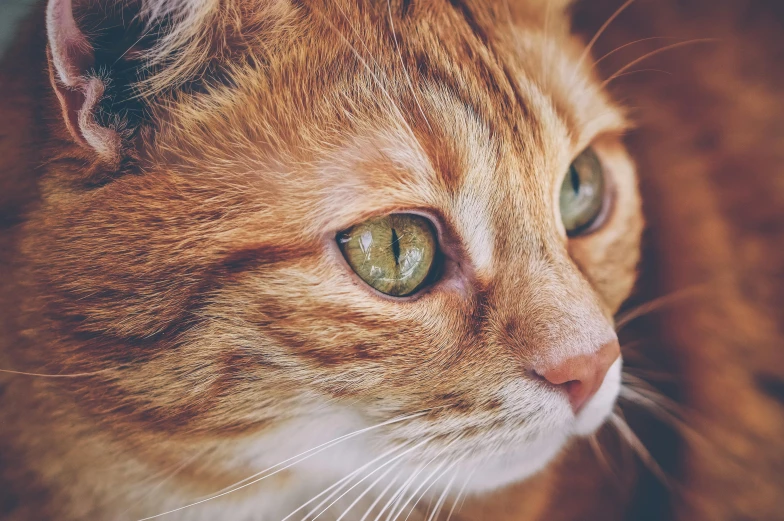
[535,340,620,413]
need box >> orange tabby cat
[0,0,645,519]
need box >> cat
[0,0,645,519]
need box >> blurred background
[0,0,36,55]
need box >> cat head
[33,0,642,494]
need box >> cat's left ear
[47,0,123,165]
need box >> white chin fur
[458,431,569,493]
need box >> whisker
[375,460,429,521]
[394,457,454,521]
[621,375,682,414]
[619,377,709,447]
[571,0,638,85]
[620,375,774,489]
[386,437,463,521]
[592,37,678,69]
[304,437,435,521]
[402,457,465,521]
[444,466,475,521]
[615,285,706,331]
[211,408,443,496]
[601,39,718,89]
[426,464,460,521]
[588,433,621,483]
[619,339,659,368]
[608,68,673,81]
[357,466,409,521]
[0,367,116,378]
[283,442,410,521]
[136,408,444,520]
[623,367,677,383]
[609,412,671,488]
[334,457,408,521]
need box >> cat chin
[457,432,570,493]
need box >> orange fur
[0,1,644,519]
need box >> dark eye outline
[561,147,614,238]
[334,212,444,300]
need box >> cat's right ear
[47,0,122,165]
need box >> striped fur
[0,0,642,519]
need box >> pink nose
[536,340,620,413]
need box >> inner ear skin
[46,0,150,165]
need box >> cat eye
[337,214,437,297]
[560,147,607,235]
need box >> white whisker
[426,464,460,521]
[211,409,437,496]
[592,37,678,69]
[571,0,638,86]
[357,466,409,521]
[384,436,463,521]
[601,39,717,89]
[304,437,435,521]
[283,442,411,521]
[135,409,441,520]
[0,367,116,378]
[334,458,408,521]
[615,285,706,331]
[588,433,620,482]
[402,457,465,521]
[445,466,476,521]
[609,412,670,488]
[376,459,431,521]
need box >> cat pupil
[391,227,401,265]
[570,166,581,194]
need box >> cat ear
[46,0,217,166]
[47,0,122,164]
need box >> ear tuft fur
[136,0,222,93]
[45,0,222,163]
[47,0,121,164]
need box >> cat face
[34,0,642,497]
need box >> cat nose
[535,340,620,413]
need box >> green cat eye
[560,147,606,235]
[338,214,437,297]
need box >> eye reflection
[338,214,437,297]
[560,147,606,235]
